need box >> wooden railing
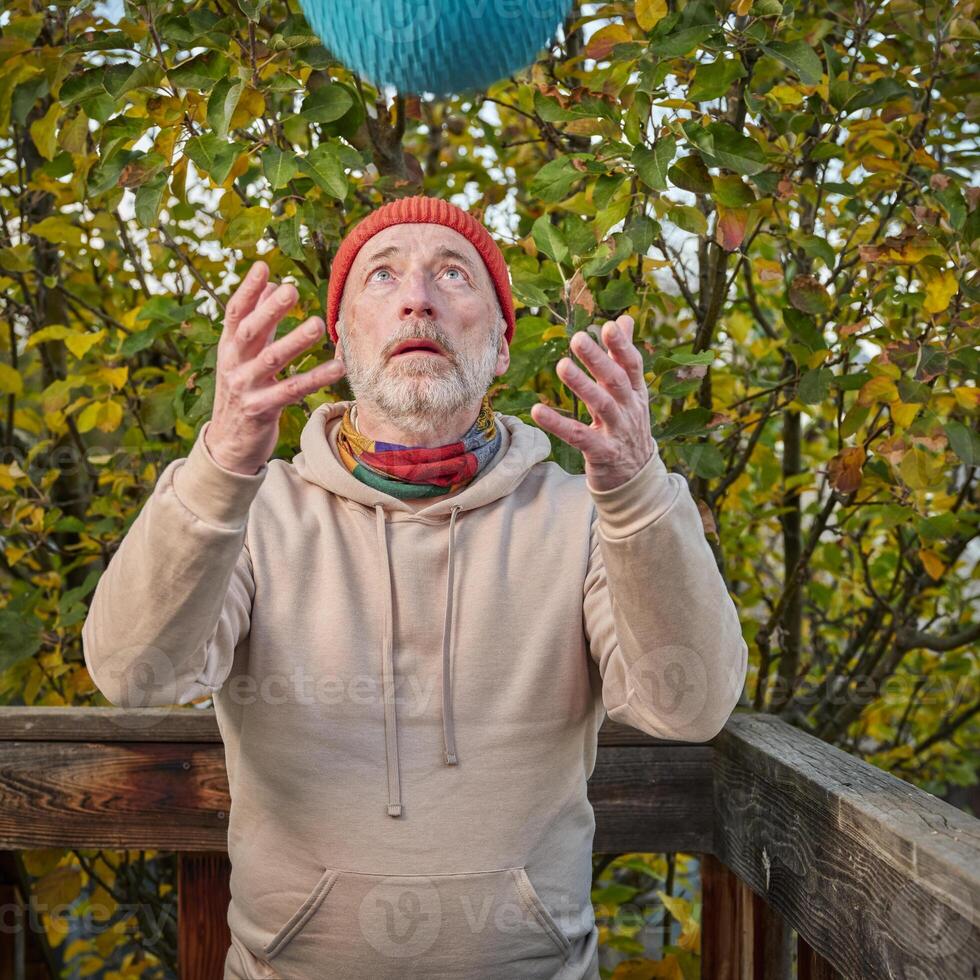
[0,707,977,978]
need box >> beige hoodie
[82,399,747,980]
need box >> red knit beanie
[326,195,515,347]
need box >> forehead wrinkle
[359,243,481,278]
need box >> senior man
[83,195,748,979]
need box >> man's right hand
[204,260,346,475]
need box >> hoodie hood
[292,399,553,816]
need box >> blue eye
[445,267,463,279]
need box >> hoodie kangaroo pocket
[260,863,573,978]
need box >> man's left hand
[530,315,656,493]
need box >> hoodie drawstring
[374,502,462,818]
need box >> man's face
[335,223,509,430]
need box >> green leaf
[689,57,746,102]
[944,420,980,466]
[762,41,823,85]
[86,150,137,196]
[58,69,105,106]
[788,275,832,316]
[582,233,634,278]
[684,121,767,175]
[274,213,305,260]
[798,367,833,404]
[655,406,713,440]
[798,233,836,270]
[238,0,266,21]
[168,52,230,92]
[668,155,713,194]
[297,144,347,198]
[648,24,714,57]
[841,403,870,439]
[844,78,909,112]
[624,215,659,255]
[712,175,755,207]
[262,148,298,189]
[632,136,676,192]
[223,206,272,248]
[119,320,171,356]
[676,441,725,479]
[667,205,708,235]
[531,215,569,265]
[134,173,167,227]
[597,278,636,312]
[102,61,164,99]
[0,607,42,672]
[300,85,355,123]
[183,133,239,184]
[529,156,585,203]
[207,77,243,139]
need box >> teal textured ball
[296,0,573,96]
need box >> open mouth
[391,341,447,358]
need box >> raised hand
[205,261,346,475]
[530,315,656,492]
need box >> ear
[494,335,510,378]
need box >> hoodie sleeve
[82,420,268,708]
[582,444,748,742]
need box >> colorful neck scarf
[336,395,501,499]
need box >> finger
[245,359,347,415]
[556,356,621,426]
[238,315,326,387]
[224,262,270,332]
[530,402,604,453]
[601,321,646,391]
[570,331,635,403]
[235,282,298,351]
[258,281,278,308]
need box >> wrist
[203,424,264,476]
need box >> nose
[398,268,436,323]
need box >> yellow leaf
[77,400,124,434]
[952,387,980,411]
[918,548,945,581]
[636,0,669,31]
[29,216,84,249]
[65,329,105,358]
[857,375,898,406]
[99,365,129,390]
[889,400,920,428]
[26,324,73,348]
[921,267,958,314]
[30,103,62,161]
[899,447,945,490]
[585,24,633,60]
[0,362,23,396]
[230,87,265,129]
[542,325,567,340]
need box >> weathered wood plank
[0,709,682,748]
[589,745,714,854]
[0,733,712,853]
[0,741,229,850]
[0,706,222,742]
[714,712,980,980]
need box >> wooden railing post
[177,851,232,980]
[702,852,793,980]
[798,935,844,980]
